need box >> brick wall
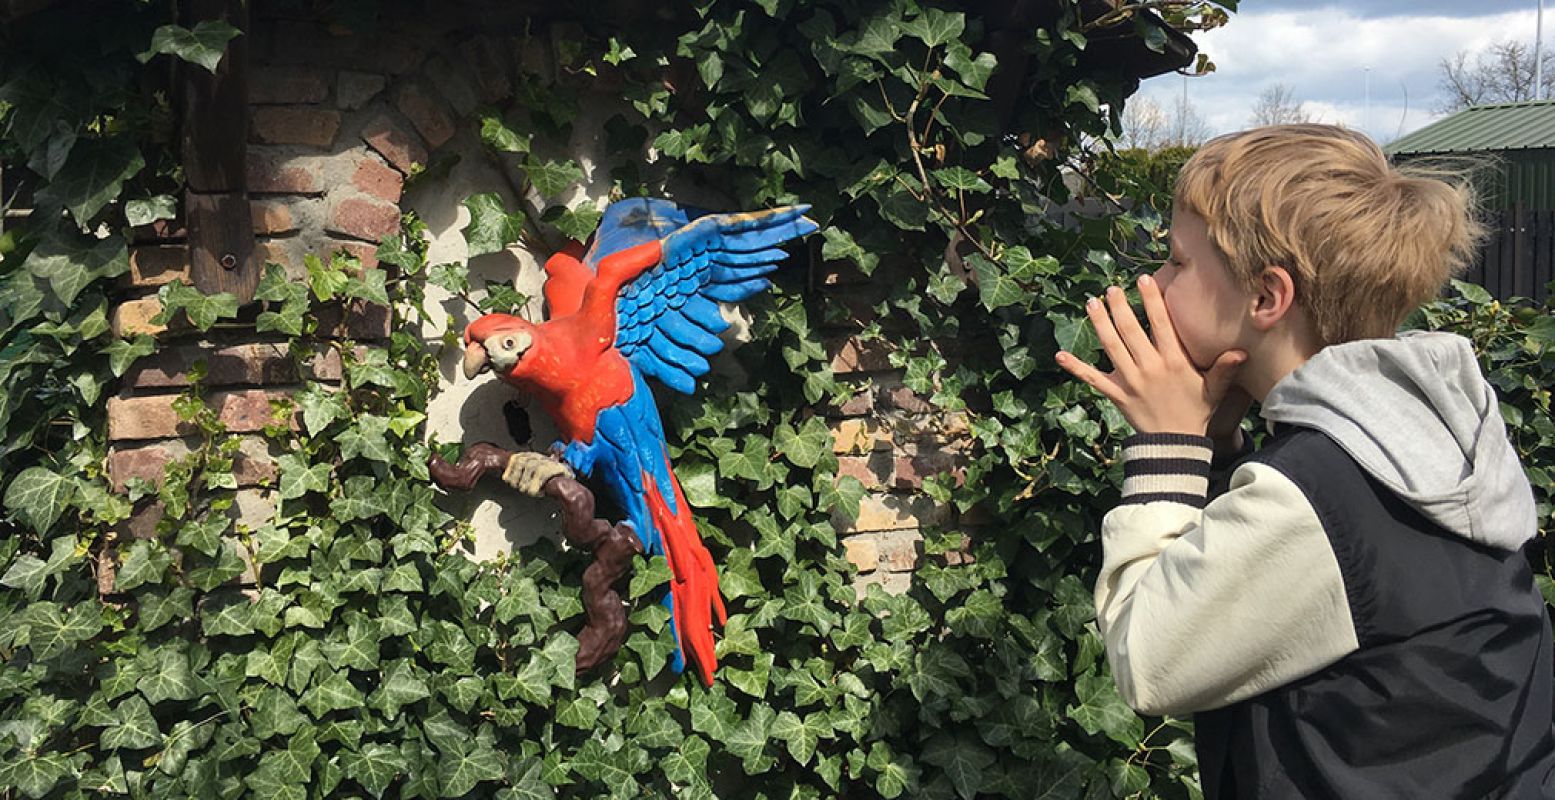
[819,264,977,599]
[108,2,975,597]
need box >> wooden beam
[180,0,256,302]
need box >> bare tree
[1249,84,1312,126]
[1120,97,1170,150]
[1438,40,1555,113]
[1169,91,1212,147]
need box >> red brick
[252,106,341,147]
[327,197,399,242]
[828,337,893,374]
[250,199,297,235]
[352,157,404,203]
[315,301,391,340]
[837,453,891,490]
[325,239,381,270]
[111,297,168,338]
[250,66,329,104]
[123,501,165,540]
[337,70,386,109]
[394,81,454,149]
[108,444,174,492]
[894,450,967,490]
[463,35,512,103]
[255,238,299,275]
[248,149,322,193]
[886,385,934,414]
[843,536,879,574]
[123,343,342,389]
[109,438,283,493]
[107,390,296,441]
[838,494,948,534]
[127,245,189,287]
[878,530,924,572]
[831,419,893,455]
[361,114,427,174]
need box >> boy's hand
[1055,275,1245,437]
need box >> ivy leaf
[438,739,506,796]
[102,695,161,750]
[628,555,672,599]
[138,21,242,73]
[921,733,994,800]
[773,417,829,468]
[115,540,171,592]
[295,386,348,436]
[478,112,531,154]
[345,269,391,307]
[341,743,405,798]
[367,660,430,720]
[0,752,70,798]
[125,195,176,227]
[820,227,880,275]
[770,710,830,765]
[867,742,921,799]
[22,600,103,659]
[102,335,157,378]
[931,167,991,194]
[34,138,145,224]
[725,703,776,774]
[461,193,525,258]
[277,453,331,500]
[3,466,74,534]
[137,646,196,704]
[520,159,583,198]
[22,226,130,306]
[154,282,239,331]
[902,8,965,47]
[552,204,603,243]
[336,415,393,463]
[301,670,365,717]
[1050,309,1101,363]
[175,513,229,557]
[1068,672,1144,748]
[968,253,1024,311]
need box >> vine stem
[1083,1,1204,32]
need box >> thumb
[1204,350,1247,399]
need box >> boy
[1056,124,1555,798]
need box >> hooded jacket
[1095,332,1555,799]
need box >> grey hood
[1260,331,1537,551]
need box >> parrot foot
[501,452,574,497]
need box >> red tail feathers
[641,467,727,686]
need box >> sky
[1133,0,1544,144]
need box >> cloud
[1132,8,1541,143]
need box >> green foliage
[7,2,1545,800]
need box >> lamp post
[1537,0,1546,100]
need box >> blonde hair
[1174,124,1486,345]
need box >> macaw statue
[458,197,818,685]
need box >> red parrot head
[461,313,540,387]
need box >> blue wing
[595,201,818,395]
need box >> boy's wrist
[1119,432,1214,508]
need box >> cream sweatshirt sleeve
[1094,433,1359,716]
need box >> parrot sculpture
[459,197,818,685]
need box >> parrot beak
[461,342,491,380]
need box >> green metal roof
[1387,101,1555,155]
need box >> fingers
[1105,285,1156,366]
[1086,295,1137,380]
[1136,275,1183,360]
[1202,349,1248,401]
[1055,351,1124,405]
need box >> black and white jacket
[1096,332,1555,798]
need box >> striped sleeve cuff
[1120,432,1214,508]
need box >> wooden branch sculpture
[429,443,643,674]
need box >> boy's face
[1154,208,1253,371]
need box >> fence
[1469,206,1555,305]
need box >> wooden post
[181,0,256,303]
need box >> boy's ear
[1249,265,1298,331]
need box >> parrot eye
[502,336,516,350]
